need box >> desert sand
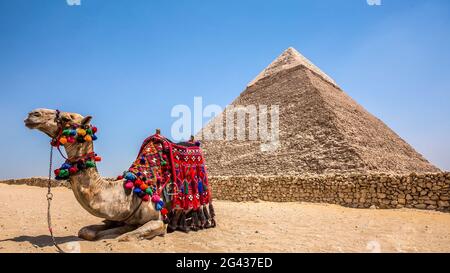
[0,183,449,253]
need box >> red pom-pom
[67,136,75,144]
[69,167,78,174]
[134,179,143,187]
[54,169,61,176]
[142,194,150,202]
[124,182,134,190]
[117,175,124,180]
[94,156,102,162]
[92,127,98,133]
[161,208,168,216]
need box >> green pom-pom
[62,129,71,136]
[86,128,93,135]
[86,161,96,168]
[145,188,153,195]
[161,160,167,166]
[59,169,69,178]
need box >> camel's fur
[24,108,170,241]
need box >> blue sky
[0,0,449,179]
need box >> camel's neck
[63,142,135,221]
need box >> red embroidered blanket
[125,134,211,212]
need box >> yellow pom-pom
[77,129,87,136]
[59,137,68,145]
[84,135,92,142]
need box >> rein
[46,110,65,253]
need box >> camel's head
[24,108,92,138]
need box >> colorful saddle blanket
[122,134,211,214]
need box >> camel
[24,108,216,241]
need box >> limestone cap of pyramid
[247,47,338,87]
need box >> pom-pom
[92,127,98,133]
[134,179,143,187]
[156,203,163,211]
[145,188,153,195]
[59,169,69,178]
[92,135,98,141]
[70,129,77,136]
[67,136,75,144]
[61,163,71,170]
[117,175,124,180]
[86,160,95,168]
[195,141,201,146]
[151,194,160,203]
[62,129,71,136]
[77,161,86,170]
[161,208,168,216]
[158,200,164,207]
[142,194,150,202]
[124,181,134,190]
[124,172,136,181]
[86,128,93,135]
[76,136,86,143]
[69,166,78,174]
[140,183,148,191]
[94,156,102,162]
[59,137,68,145]
[54,169,61,176]
[84,135,92,142]
[77,128,87,137]
[133,188,142,194]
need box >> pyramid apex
[247,47,337,87]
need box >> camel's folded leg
[117,220,166,242]
[78,224,110,241]
[95,225,137,240]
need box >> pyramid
[197,47,440,176]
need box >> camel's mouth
[24,117,41,129]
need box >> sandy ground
[0,183,449,253]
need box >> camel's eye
[61,116,71,122]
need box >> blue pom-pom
[195,141,201,146]
[61,163,71,169]
[125,172,136,181]
[158,200,164,207]
[92,135,98,141]
[137,172,142,177]
[133,188,142,194]
[70,129,77,136]
[156,203,163,211]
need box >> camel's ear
[81,116,92,125]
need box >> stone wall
[209,172,450,212]
[2,172,449,212]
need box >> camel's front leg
[78,220,123,241]
[117,220,166,242]
[95,225,137,240]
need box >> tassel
[184,180,189,194]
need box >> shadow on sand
[0,235,81,248]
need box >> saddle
[125,133,211,212]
